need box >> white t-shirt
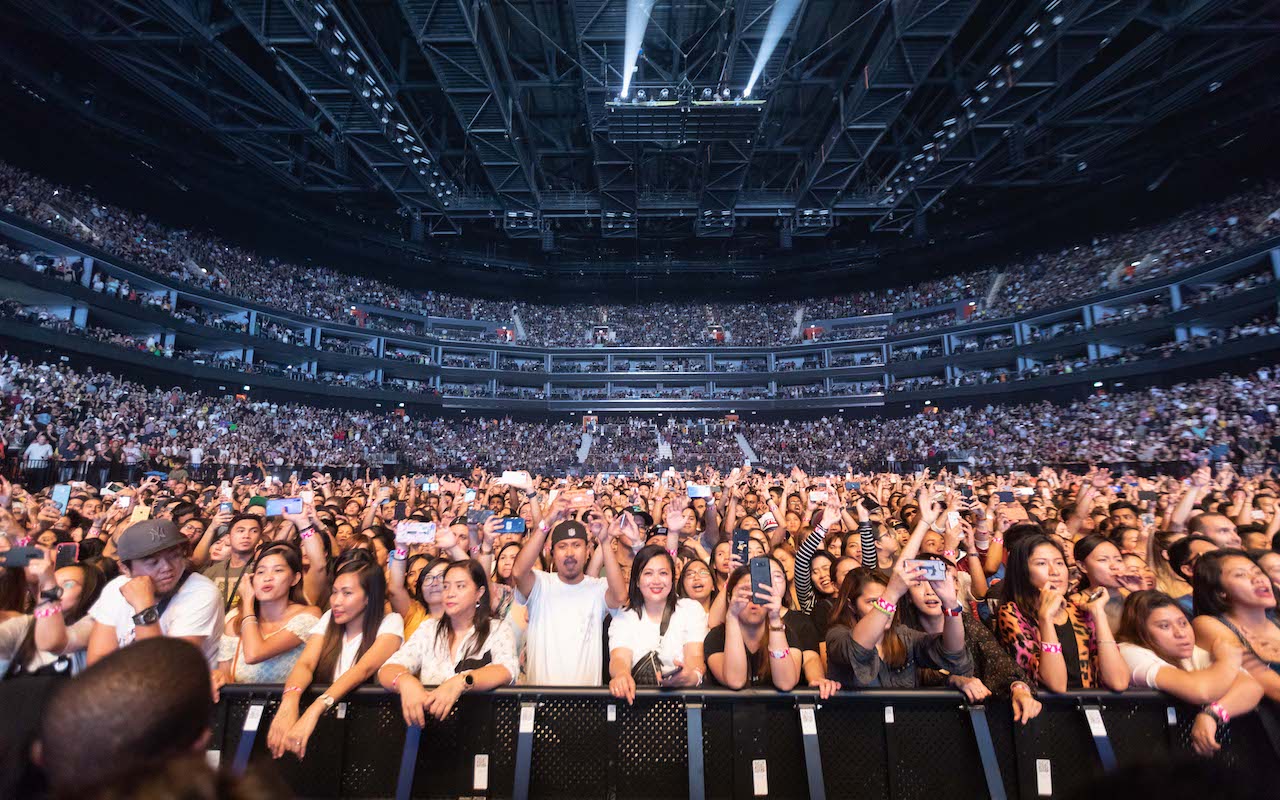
[1118,642,1213,689]
[0,615,94,677]
[89,573,225,667]
[608,598,708,673]
[310,611,404,681]
[23,442,52,462]
[516,570,612,686]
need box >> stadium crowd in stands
[4,161,1278,349]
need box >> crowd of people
[4,161,1278,350]
[3,450,1280,796]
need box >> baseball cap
[550,520,589,547]
[115,519,187,562]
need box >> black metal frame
[212,685,1280,799]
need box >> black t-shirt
[783,611,820,654]
[703,623,802,687]
[1055,620,1084,689]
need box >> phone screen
[861,494,881,512]
[55,543,79,568]
[749,557,773,605]
[996,491,1016,503]
[731,529,750,564]
[51,484,71,513]
[265,498,302,516]
[499,517,527,534]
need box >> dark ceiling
[1,0,1279,290]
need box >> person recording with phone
[825,559,973,689]
[608,545,708,704]
[388,519,468,638]
[703,564,801,690]
[0,549,104,678]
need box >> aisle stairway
[735,432,758,463]
[577,432,592,464]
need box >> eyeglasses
[422,574,445,587]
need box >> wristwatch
[462,671,475,691]
[318,694,336,713]
[132,605,161,626]
[39,586,64,605]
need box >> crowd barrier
[211,686,1280,799]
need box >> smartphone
[1138,490,1159,503]
[116,495,134,510]
[300,490,314,505]
[466,508,494,526]
[426,482,440,492]
[947,511,961,529]
[220,483,233,500]
[500,471,523,485]
[464,489,477,503]
[1014,487,1035,497]
[55,542,79,568]
[498,517,527,535]
[905,559,947,582]
[861,494,881,512]
[0,546,42,568]
[810,490,828,503]
[845,482,861,491]
[1086,587,1106,603]
[129,503,152,523]
[106,482,125,494]
[686,484,712,499]
[749,557,773,605]
[996,491,1016,503]
[265,498,302,516]
[398,521,437,544]
[660,665,683,681]
[732,529,750,564]
[51,484,71,513]
[394,501,407,518]
[144,471,169,480]
[960,486,974,499]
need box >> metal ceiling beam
[223,0,456,219]
[397,0,544,220]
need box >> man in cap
[86,519,224,667]
[513,515,627,686]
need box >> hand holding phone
[749,557,773,606]
[905,559,947,582]
[396,521,437,545]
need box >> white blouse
[384,617,519,686]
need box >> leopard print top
[996,601,1098,689]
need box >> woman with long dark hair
[0,555,104,678]
[1191,550,1280,704]
[379,559,517,725]
[678,558,715,612]
[608,545,707,704]
[267,550,402,759]
[1070,535,1129,629]
[994,534,1129,692]
[825,562,972,689]
[214,542,321,686]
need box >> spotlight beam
[622,0,657,98]
[744,0,802,98]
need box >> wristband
[943,549,957,560]
[813,524,828,538]
[1010,681,1033,696]
[769,648,791,660]
[692,668,704,687]
[468,545,481,556]
[992,536,1004,545]
[391,547,408,561]
[35,604,62,619]
[298,526,316,540]
[942,605,963,618]
[391,671,411,692]
[283,686,303,696]
[873,597,897,616]
[1040,642,1063,654]
[1207,701,1230,725]
[16,537,31,547]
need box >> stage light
[622,0,657,99]
[702,87,713,99]
[744,0,800,98]
[659,88,669,99]
[637,89,647,100]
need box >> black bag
[629,604,674,686]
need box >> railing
[212,686,1280,799]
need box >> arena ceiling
[2,0,1279,273]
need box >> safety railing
[211,686,1280,799]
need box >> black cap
[550,519,589,547]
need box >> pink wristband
[35,604,61,619]
[1040,642,1063,654]
[392,546,408,561]
[873,597,897,616]
[1209,701,1230,724]
[298,527,315,540]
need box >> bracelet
[1040,642,1063,654]
[769,648,791,660]
[241,615,258,625]
[992,536,1004,545]
[813,524,828,538]
[391,547,408,561]
[873,597,897,616]
[942,605,963,618]
[1010,681,1033,696]
[768,623,786,632]
[35,604,61,619]
[1207,701,1230,725]
[391,671,411,692]
[942,549,957,560]
[283,686,303,696]
[692,668,704,687]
